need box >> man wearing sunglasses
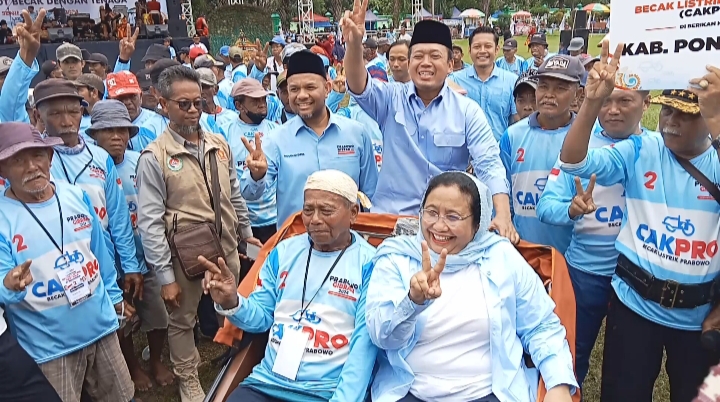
[135,65,261,402]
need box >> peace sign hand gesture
[254,39,269,71]
[3,260,33,292]
[568,174,597,219]
[339,0,369,45]
[409,241,447,305]
[17,8,46,65]
[585,40,624,101]
[240,133,268,181]
[198,256,239,310]
[119,27,139,61]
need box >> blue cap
[270,35,287,47]
[218,46,230,57]
[318,54,330,68]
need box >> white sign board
[609,0,720,90]
[0,0,167,29]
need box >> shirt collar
[468,65,500,81]
[288,107,338,136]
[528,111,576,130]
[407,81,449,106]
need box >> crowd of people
[1,1,720,402]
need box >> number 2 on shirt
[12,234,27,252]
[644,171,657,190]
[516,148,525,162]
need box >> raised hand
[332,68,346,93]
[409,241,447,305]
[569,174,597,219]
[119,27,140,60]
[17,8,46,64]
[689,65,720,123]
[586,40,624,100]
[241,133,268,181]
[339,0,369,45]
[254,39,269,71]
[3,260,33,291]
[198,256,238,310]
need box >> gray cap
[514,75,538,97]
[0,122,62,161]
[537,55,585,83]
[0,56,12,74]
[196,67,217,86]
[377,38,389,46]
[568,37,585,52]
[73,73,105,95]
[86,52,109,65]
[56,43,83,62]
[364,38,378,48]
[281,43,307,64]
[194,54,223,69]
[86,99,139,138]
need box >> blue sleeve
[560,135,640,187]
[329,67,338,81]
[348,72,393,127]
[0,234,27,305]
[498,131,514,216]
[240,137,278,201]
[0,52,37,124]
[84,192,123,305]
[468,108,509,196]
[510,92,518,117]
[367,65,388,82]
[226,248,280,333]
[267,96,282,123]
[358,127,378,200]
[330,261,378,402]
[103,157,142,274]
[326,90,344,113]
[537,163,577,227]
[365,255,431,350]
[512,250,578,393]
[249,65,265,81]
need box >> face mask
[245,110,267,125]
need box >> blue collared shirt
[451,66,519,141]
[240,111,378,227]
[349,73,509,216]
[496,55,527,75]
[366,240,578,402]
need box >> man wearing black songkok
[341,0,519,244]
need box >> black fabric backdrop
[0,37,210,87]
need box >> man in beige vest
[136,65,261,402]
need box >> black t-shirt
[0,28,10,44]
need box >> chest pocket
[432,129,466,170]
[329,151,361,184]
[487,86,512,118]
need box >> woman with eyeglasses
[365,171,578,402]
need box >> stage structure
[182,0,197,36]
[412,0,423,25]
[298,0,315,41]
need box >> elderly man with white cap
[199,169,377,402]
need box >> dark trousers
[226,385,287,402]
[399,393,500,402]
[601,290,718,402]
[0,329,62,402]
[567,265,613,387]
[252,224,278,244]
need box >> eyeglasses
[421,209,472,228]
[166,98,202,112]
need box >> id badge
[56,262,91,308]
[271,326,309,380]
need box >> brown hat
[33,78,87,107]
[74,73,105,95]
[231,78,269,98]
[0,122,62,161]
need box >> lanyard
[13,187,64,255]
[300,244,348,318]
[56,145,94,185]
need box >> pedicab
[204,213,580,402]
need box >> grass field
[134,34,667,402]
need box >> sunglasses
[166,98,202,111]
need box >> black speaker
[166,0,187,38]
[574,10,587,30]
[560,28,589,54]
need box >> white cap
[304,169,358,204]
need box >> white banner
[610,0,720,90]
[0,0,167,29]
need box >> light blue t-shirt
[115,150,148,274]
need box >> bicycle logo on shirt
[291,309,321,324]
[535,177,547,192]
[663,215,696,236]
[54,250,85,270]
